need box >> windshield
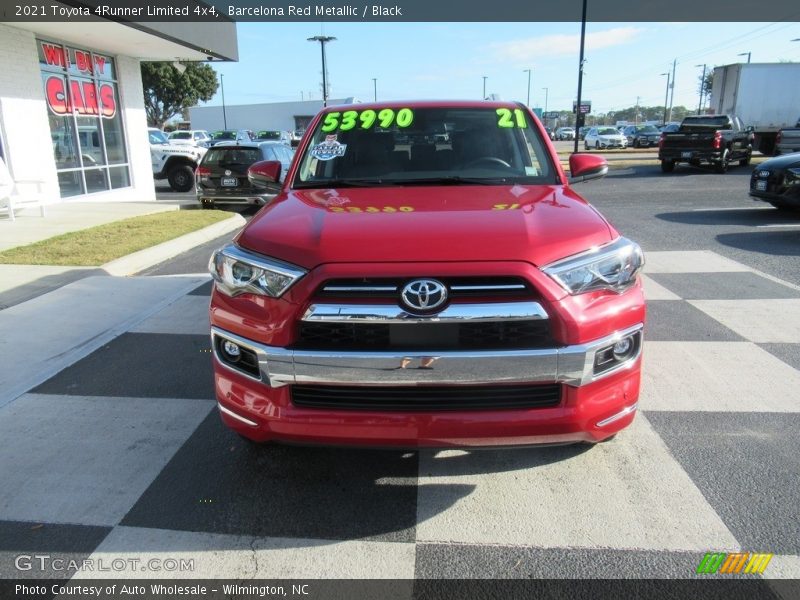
[149,130,168,144]
[212,131,237,140]
[256,131,282,140]
[170,132,192,140]
[202,147,262,168]
[637,125,659,133]
[598,127,618,135]
[294,106,555,187]
[681,117,731,129]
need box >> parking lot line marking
[756,223,800,228]
[691,207,773,212]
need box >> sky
[203,21,800,115]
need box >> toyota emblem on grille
[401,279,448,312]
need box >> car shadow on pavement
[655,207,797,227]
[716,230,800,257]
[120,412,592,544]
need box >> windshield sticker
[496,108,528,128]
[310,135,347,161]
[321,108,415,132]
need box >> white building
[0,18,237,204]
[189,98,359,134]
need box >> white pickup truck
[149,128,206,192]
[777,118,800,156]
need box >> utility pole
[695,64,706,114]
[372,78,377,102]
[668,58,676,123]
[523,69,532,107]
[542,87,549,115]
[308,35,336,107]
[635,96,641,124]
[573,0,587,154]
[482,76,487,100]
[661,72,670,126]
[220,73,227,130]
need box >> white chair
[0,156,48,221]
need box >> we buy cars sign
[41,43,117,118]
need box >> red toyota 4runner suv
[208,101,645,447]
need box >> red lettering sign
[94,56,106,76]
[75,50,92,74]
[45,76,69,114]
[99,83,116,118]
[44,76,117,118]
[41,43,67,68]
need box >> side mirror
[568,153,608,185]
[248,160,282,189]
[745,126,754,133]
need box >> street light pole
[542,87,548,115]
[523,69,531,107]
[738,51,751,63]
[695,64,707,114]
[372,78,377,102]
[482,76,487,100]
[661,72,670,126]
[573,0,587,154]
[220,73,227,130]
[308,35,336,107]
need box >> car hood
[599,135,625,140]
[236,185,614,268]
[759,153,800,170]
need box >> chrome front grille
[317,277,531,300]
[294,319,553,351]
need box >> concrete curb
[102,213,246,276]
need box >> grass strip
[0,209,232,266]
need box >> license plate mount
[755,180,768,191]
[221,177,238,187]
[681,151,692,159]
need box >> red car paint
[209,100,645,447]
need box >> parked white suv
[168,130,212,148]
[149,128,206,192]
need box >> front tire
[660,159,675,173]
[167,164,195,192]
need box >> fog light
[612,337,633,360]
[221,340,241,362]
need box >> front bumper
[211,323,642,388]
[211,323,644,447]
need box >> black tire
[634,138,641,148]
[757,136,776,156]
[739,153,751,167]
[715,150,729,174]
[584,142,590,151]
[167,164,195,192]
[595,141,600,151]
[660,159,675,173]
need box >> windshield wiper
[294,179,391,189]
[392,176,509,186]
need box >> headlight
[209,244,306,298]
[542,237,644,295]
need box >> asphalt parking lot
[2,166,799,586]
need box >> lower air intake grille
[291,383,562,411]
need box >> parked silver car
[555,127,575,141]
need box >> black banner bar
[1,0,800,22]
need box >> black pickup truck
[658,115,754,174]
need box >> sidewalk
[0,201,243,309]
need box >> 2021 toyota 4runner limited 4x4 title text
[208,100,646,448]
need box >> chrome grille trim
[301,301,549,323]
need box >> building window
[38,40,130,197]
